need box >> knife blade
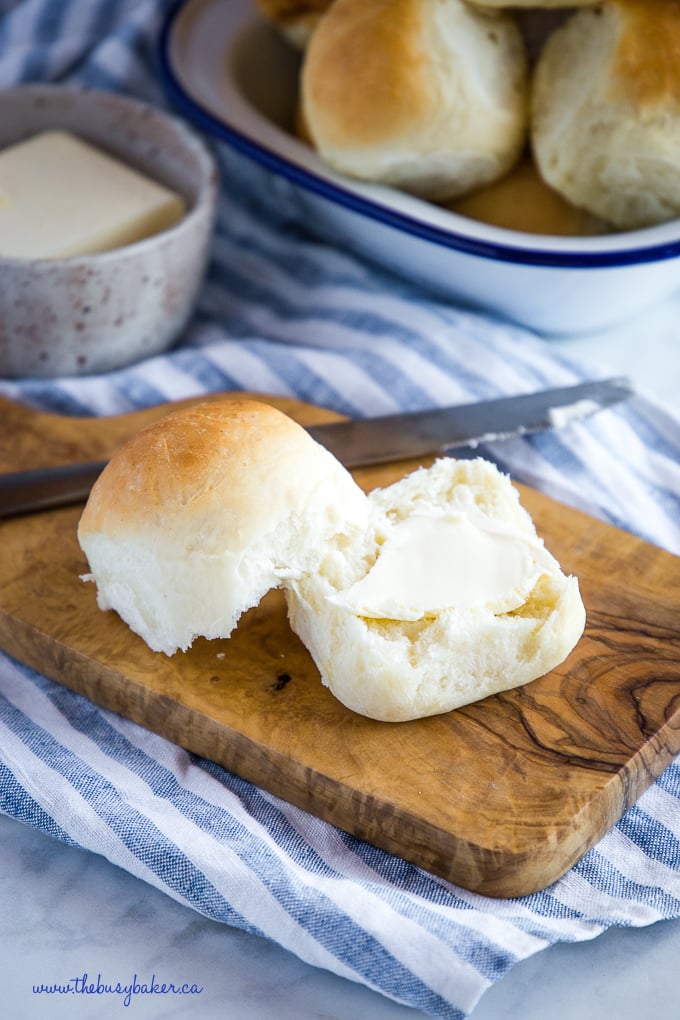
[0,377,632,519]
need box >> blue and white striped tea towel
[1,3,680,1018]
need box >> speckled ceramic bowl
[0,84,218,378]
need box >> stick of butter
[0,130,186,259]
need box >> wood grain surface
[1,392,679,897]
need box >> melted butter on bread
[328,512,555,621]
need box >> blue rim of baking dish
[157,0,680,270]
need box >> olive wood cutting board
[1,392,679,898]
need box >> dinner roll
[446,155,607,235]
[255,0,333,48]
[531,0,680,230]
[78,399,368,655]
[300,0,529,201]
[286,458,585,722]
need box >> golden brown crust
[302,0,429,149]
[79,399,304,533]
[607,0,680,109]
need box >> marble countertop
[1,295,679,1020]
[3,812,680,1020]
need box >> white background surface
[1,298,679,1020]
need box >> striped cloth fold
[1,2,680,1017]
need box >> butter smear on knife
[547,398,601,429]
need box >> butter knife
[0,377,632,518]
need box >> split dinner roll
[77,399,369,655]
[300,0,529,201]
[531,0,680,230]
[78,402,585,722]
[286,457,585,721]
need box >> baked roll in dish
[531,0,680,230]
[446,156,607,236]
[77,399,368,655]
[254,0,333,48]
[300,0,529,201]
[286,457,585,721]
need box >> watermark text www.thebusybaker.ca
[32,972,203,1008]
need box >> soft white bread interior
[300,0,529,201]
[255,0,333,48]
[286,458,585,722]
[531,0,680,230]
[77,399,369,655]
